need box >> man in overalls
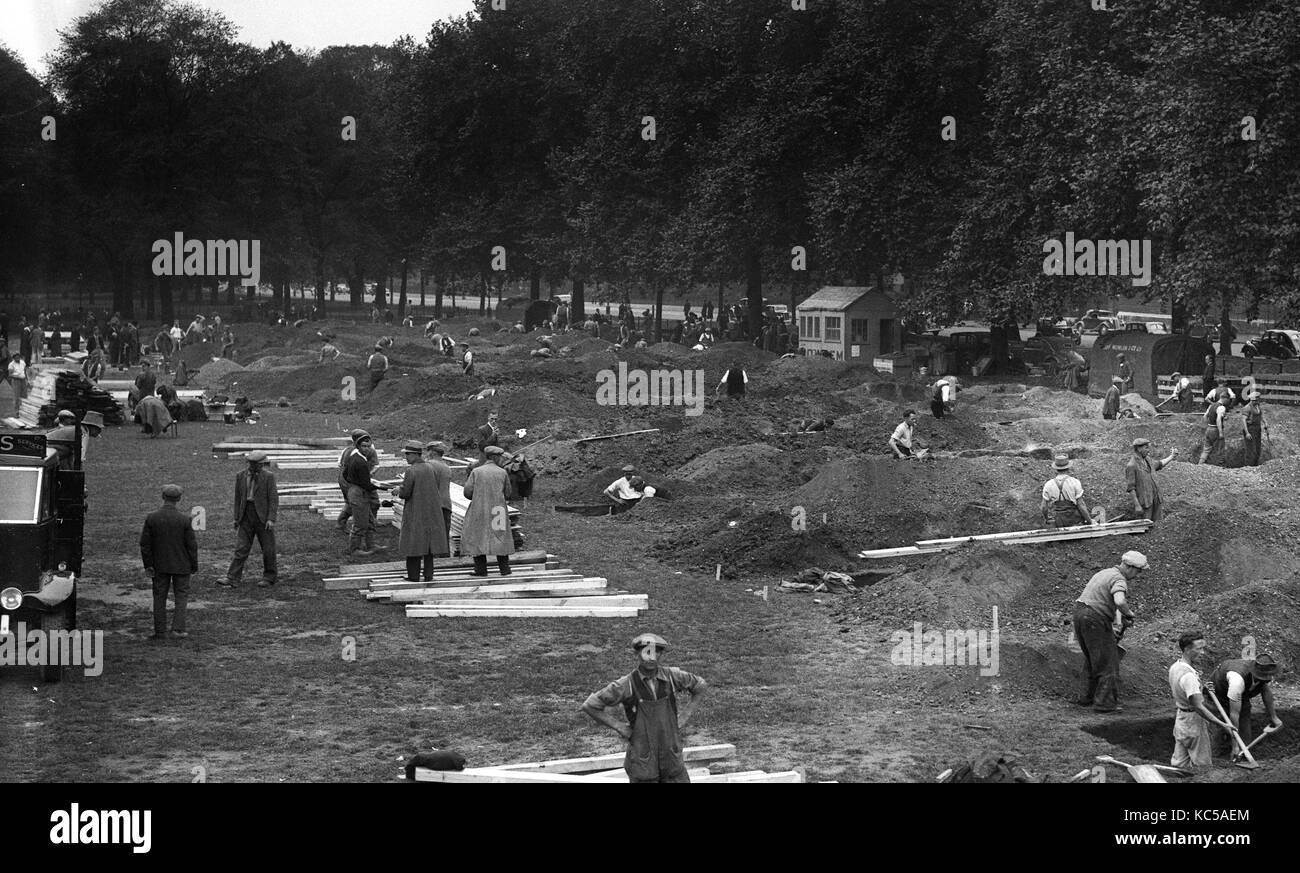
[1040,454,1096,528]
[583,634,709,783]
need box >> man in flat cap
[396,440,449,582]
[1072,551,1147,713]
[583,634,709,783]
[1241,389,1265,467]
[1209,652,1284,759]
[343,432,386,557]
[221,450,278,588]
[336,429,379,533]
[603,464,656,513]
[475,410,501,460]
[367,343,389,391]
[424,441,455,545]
[461,445,514,575]
[1101,375,1123,420]
[140,484,199,639]
[1125,438,1177,521]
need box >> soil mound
[194,357,245,387]
[674,444,788,489]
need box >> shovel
[1232,723,1281,761]
[1206,689,1260,770]
[1094,755,1185,783]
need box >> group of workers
[1072,549,1285,771]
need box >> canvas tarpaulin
[1089,333,1214,402]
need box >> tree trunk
[280,281,291,318]
[745,248,763,338]
[654,282,665,343]
[434,271,444,319]
[350,260,364,309]
[419,269,426,309]
[398,260,409,319]
[1219,296,1234,356]
[718,277,725,320]
[530,267,541,301]
[315,257,326,310]
[479,272,488,314]
[572,278,585,321]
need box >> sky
[0,0,477,74]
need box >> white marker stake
[761,586,769,602]
[715,564,721,581]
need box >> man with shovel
[1168,632,1232,770]
[1072,551,1146,713]
[1209,654,1283,761]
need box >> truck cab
[0,430,84,683]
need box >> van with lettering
[0,430,84,682]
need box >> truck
[0,429,85,683]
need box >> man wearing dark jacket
[344,434,386,557]
[220,451,279,588]
[140,484,199,639]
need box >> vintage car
[1242,329,1300,360]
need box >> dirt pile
[194,357,245,387]
[673,444,790,490]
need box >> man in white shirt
[1168,632,1230,770]
[1041,455,1097,528]
[603,464,656,512]
[7,353,25,415]
[888,410,918,459]
[1204,384,1235,408]
[1198,397,1230,465]
[716,362,748,399]
[461,343,475,376]
[930,377,955,418]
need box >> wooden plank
[914,519,1151,547]
[374,580,610,602]
[415,768,618,783]
[404,606,641,618]
[574,428,660,445]
[416,595,646,609]
[695,771,804,783]
[348,565,571,588]
[489,744,735,774]
[335,550,553,576]
[587,767,712,781]
[860,520,1153,558]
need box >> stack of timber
[213,436,402,469]
[19,368,126,427]
[858,519,1154,559]
[324,550,646,619]
[413,744,804,782]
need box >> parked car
[1116,321,1149,333]
[1074,310,1117,335]
[1034,318,1079,341]
[1145,321,1169,334]
[1242,329,1300,360]
[1187,321,1237,344]
[1019,336,1089,378]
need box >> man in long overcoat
[397,440,449,582]
[424,441,455,544]
[1124,438,1178,521]
[461,445,514,576]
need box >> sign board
[0,433,46,458]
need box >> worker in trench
[1208,653,1283,759]
[1072,550,1147,714]
[1040,454,1102,528]
[1124,437,1176,522]
[1167,631,1232,770]
[603,464,657,513]
[582,634,708,783]
[1101,376,1123,420]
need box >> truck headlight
[0,588,21,610]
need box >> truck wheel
[40,608,67,684]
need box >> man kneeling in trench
[583,634,708,782]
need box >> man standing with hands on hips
[583,634,708,783]
[221,450,279,588]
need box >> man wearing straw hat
[396,440,449,582]
[1040,454,1097,529]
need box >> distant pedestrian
[716,362,748,400]
[461,342,474,376]
[7,353,25,415]
[220,451,279,588]
[1115,353,1132,392]
[1201,353,1217,397]
[140,484,199,639]
[367,344,389,390]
